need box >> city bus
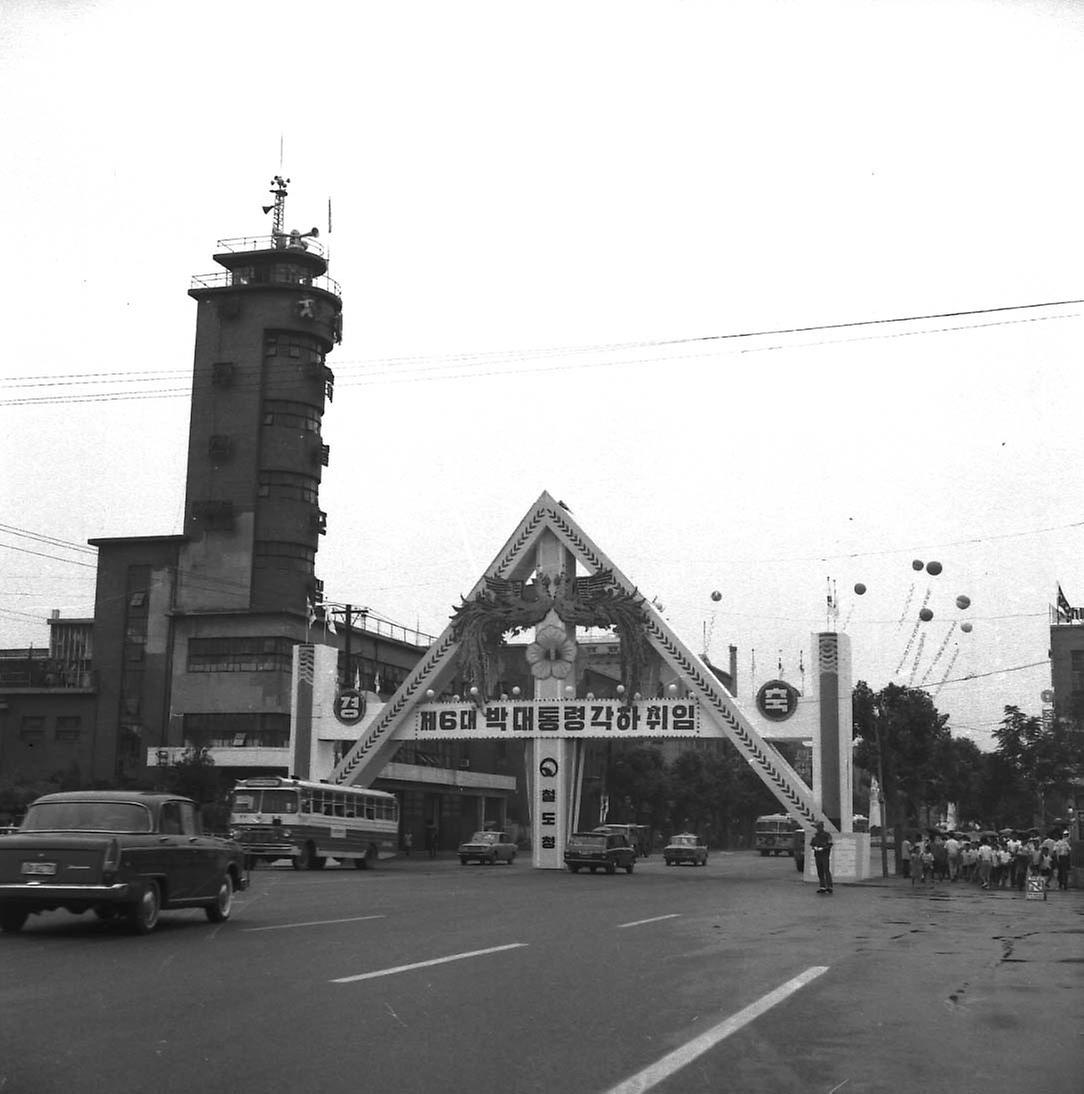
[754,813,801,856]
[228,776,399,870]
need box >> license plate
[21,862,57,876]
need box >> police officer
[811,821,834,894]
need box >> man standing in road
[811,821,833,894]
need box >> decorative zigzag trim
[645,620,820,828]
[333,635,456,785]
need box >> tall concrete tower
[183,178,342,618]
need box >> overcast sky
[2,0,1083,750]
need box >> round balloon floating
[926,561,943,576]
[919,607,934,622]
[912,559,925,571]
[955,595,971,610]
[854,583,867,595]
[711,590,722,602]
[960,621,973,633]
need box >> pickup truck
[564,831,637,874]
[0,790,248,935]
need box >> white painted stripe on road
[603,966,830,1094]
[617,914,681,929]
[332,942,528,984]
[243,915,386,932]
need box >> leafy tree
[605,744,668,828]
[156,748,224,809]
[993,705,1084,827]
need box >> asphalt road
[1,851,1080,1094]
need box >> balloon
[926,561,943,576]
[956,595,971,609]
[919,608,934,622]
[711,590,722,602]
[960,622,973,633]
[912,559,924,571]
[854,583,866,595]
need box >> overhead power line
[0,298,1079,407]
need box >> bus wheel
[355,843,377,870]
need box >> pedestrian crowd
[899,829,1072,892]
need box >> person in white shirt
[944,834,961,881]
[977,838,995,890]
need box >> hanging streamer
[897,583,916,629]
[894,618,921,676]
[908,632,927,685]
[919,622,957,687]
[932,645,960,699]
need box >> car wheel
[205,873,234,923]
[589,866,597,874]
[606,862,617,875]
[128,881,161,935]
[459,856,468,865]
[0,906,28,934]
[625,863,634,874]
[569,865,580,873]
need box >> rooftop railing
[215,233,326,258]
[190,269,341,298]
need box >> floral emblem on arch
[525,623,578,680]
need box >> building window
[183,712,291,749]
[211,361,234,387]
[1071,650,1084,693]
[263,332,323,366]
[262,400,321,433]
[253,540,315,575]
[187,636,296,674]
[258,470,319,505]
[55,715,82,741]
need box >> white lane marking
[603,966,830,1094]
[243,915,385,932]
[332,942,528,984]
[617,914,681,929]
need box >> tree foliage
[852,681,954,829]
[992,705,1084,827]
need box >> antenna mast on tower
[263,175,290,239]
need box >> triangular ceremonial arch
[330,492,834,866]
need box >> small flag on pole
[1057,584,1083,622]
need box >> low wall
[803,832,872,883]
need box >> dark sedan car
[0,791,248,935]
[564,831,637,874]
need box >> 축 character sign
[410,697,700,740]
[755,680,799,722]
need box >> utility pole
[872,704,890,879]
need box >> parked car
[564,831,637,874]
[663,833,709,866]
[458,830,517,865]
[593,823,652,857]
[0,791,249,935]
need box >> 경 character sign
[333,688,366,726]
